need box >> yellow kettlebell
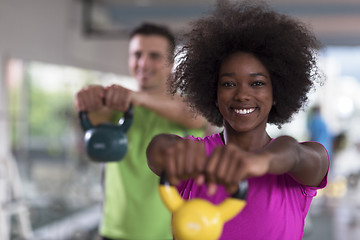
[159,173,248,240]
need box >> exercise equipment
[79,107,133,162]
[159,173,247,240]
[0,154,33,240]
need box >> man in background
[75,23,208,240]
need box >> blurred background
[1,0,360,239]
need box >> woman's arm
[260,135,329,187]
[146,134,181,176]
[204,135,329,195]
[147,134,329,194]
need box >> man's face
[128,34,173,91]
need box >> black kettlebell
[79,106,133,162]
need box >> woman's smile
[233,107,256,115]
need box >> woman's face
[217,52,273,133]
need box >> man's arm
[76,84,209,129]
[133,91,207,129]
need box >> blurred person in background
[75,23,209,240]
[307,105,333,160]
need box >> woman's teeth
[234,108,256,115]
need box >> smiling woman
[217,52,273,135]
[146,0,329,239]
[172,1,321,128]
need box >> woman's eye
[222,82,235,87]
[252,81,265,87]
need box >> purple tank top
[177,133,328,240]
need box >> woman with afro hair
[146,0,329,239]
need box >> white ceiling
[86,0,360,45]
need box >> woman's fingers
[165,139,207,185]
[187,140,206,177]
[216,145,236,183]
[205,146,222,195]
[163,140,268,195]
[206,144,250,195]
[165,147,179,186]
[174,140,185,180]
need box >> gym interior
[1,0,360,239]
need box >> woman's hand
[164,139,207,186]
[147,135,207,186]
[147,135,272,195]
[205,144,270,195]
[164,141,271,196]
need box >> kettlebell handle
[78,105,133,132]
[119,106,133,133]
[160,172,248,200]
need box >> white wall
[0,55,9,158]
[0,0,130,75]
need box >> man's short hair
[130,22,176,61]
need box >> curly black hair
[171,0,323,127]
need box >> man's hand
[75,85,105,112]
[104,84,135,113]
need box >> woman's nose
[234,85,250,101]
